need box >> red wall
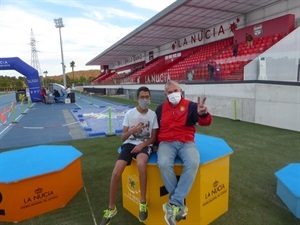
[234,14,295,42]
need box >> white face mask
[138,99,151,109]
[167,92,181,105]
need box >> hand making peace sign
[197,97,208,115]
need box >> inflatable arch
[0,57,41,102]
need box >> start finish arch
[0,57,41,102]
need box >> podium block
[275,163,300,219]
[121,134,233,225]
[0,145,83,223]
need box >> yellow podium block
[0,145,83,223]
[122,134,233,225]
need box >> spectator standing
[246,33,253,47]
[207,62,215,81]
[232,40,239,57]
[65,86,71,98]
[155,80,212,225]
[100,86,158,225]
[40,87,47,103]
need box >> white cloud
[125,0,176,12]
[0,0,176,78]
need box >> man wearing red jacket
[155,80,212,225]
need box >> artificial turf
[1,96,299,225]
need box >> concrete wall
[254,84,299,131]
[83,82,300,132]
[183,83,300,132]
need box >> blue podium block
[275,163,300,219]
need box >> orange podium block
[0,145,83,223]
[122,134,233,225]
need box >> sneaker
[138,202,148,222]
[100,207,117,225]
[162,203,176,225]
[175,206,188,222]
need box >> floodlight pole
[54,18,67,87]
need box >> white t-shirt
[122,107,158,146]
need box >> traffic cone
[1,113,6,123]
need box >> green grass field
[1,96,300,225]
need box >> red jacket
[40,88,46,96]
[155,98,212,143]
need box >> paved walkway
[0,92,126,150]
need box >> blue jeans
[157,141,200,208]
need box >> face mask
[167,92,181,105]
[138,99,151,109]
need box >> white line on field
[83,182,98,225]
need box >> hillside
[49,70,100,82]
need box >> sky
[0,0,176,77]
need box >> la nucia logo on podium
[23,187,58,205]
[203,180,227,207]
[125,174,140,204]
[35,187,44,194]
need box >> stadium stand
[84,1,300,133]
[91,30,288,84]
[86,1,298,86]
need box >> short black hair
[137,86,150,98]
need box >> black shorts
[118,143,152,165]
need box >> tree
[0,76,25,90]
[70,61,75,84]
